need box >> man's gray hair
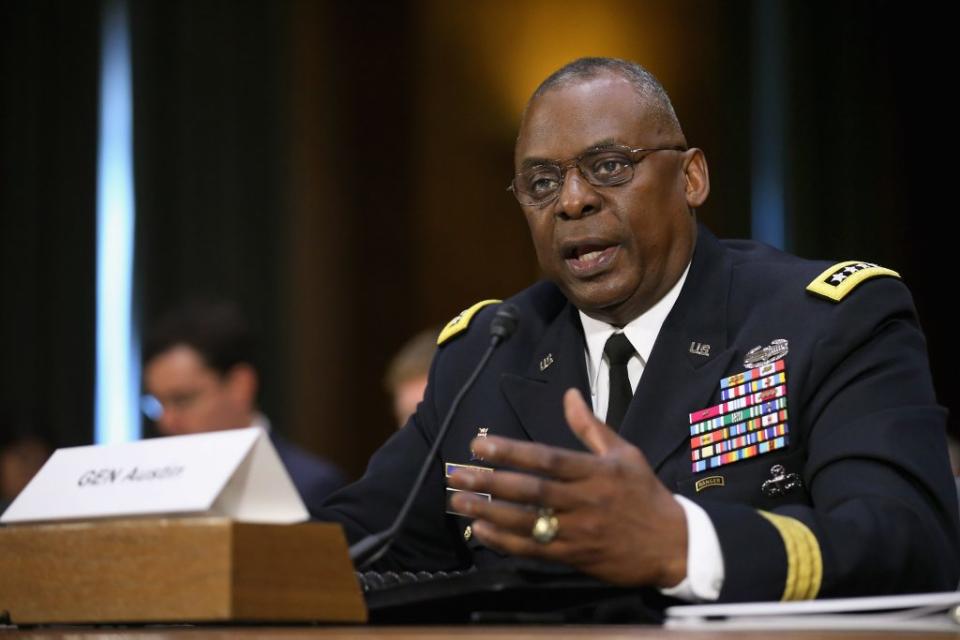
[531,57,684,138]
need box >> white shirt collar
[579,260,692,392]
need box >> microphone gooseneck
[350,303,520,568]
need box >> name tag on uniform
[444,462,492,516]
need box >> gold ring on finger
[531,507,559,544]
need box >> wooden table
[1,627,959,639]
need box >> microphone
[489,304,519,340]
[350,303,520,568]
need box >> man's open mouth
[563,243,619,276]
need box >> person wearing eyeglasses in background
[142,300,345,516]
[317,57,957,605]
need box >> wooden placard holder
[0,517,367,624]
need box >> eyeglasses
[140,390,204,421]
[507,144,687,207]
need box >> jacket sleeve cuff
[697,501,822,602]
[659,494,724,601]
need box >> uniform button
[463,525,472,541]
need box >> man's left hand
[447,388,688,588]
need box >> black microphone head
[490,303,520,341]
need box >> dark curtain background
[283,1,421,474]
[0,1,99,448]
[130,0,289,434]
[784,2,954,428]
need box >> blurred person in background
[0,427,52,513]
[142,300,344,515]
[384,327,438,428]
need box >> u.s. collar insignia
[761,464,802,498]
[744,338,789,369]
[539,353,554,371]
[689,342,711,357]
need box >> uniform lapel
[499,225,735,464]
[618,225,736,472]
[500,304,591,452]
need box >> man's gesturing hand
[447,388,688,588]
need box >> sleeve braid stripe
[758,511,823,600]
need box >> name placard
[0,427,308,525]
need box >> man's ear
[683,148,710,208]
[225,363,258,408]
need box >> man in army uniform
[320,58,958,602]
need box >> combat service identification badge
[744,338,789,369]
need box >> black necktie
[603,332,636,429]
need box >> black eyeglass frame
[507,144,688,207]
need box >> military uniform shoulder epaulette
[806,261,900,303]
[437,299,502,345]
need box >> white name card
[0,427,308,525]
